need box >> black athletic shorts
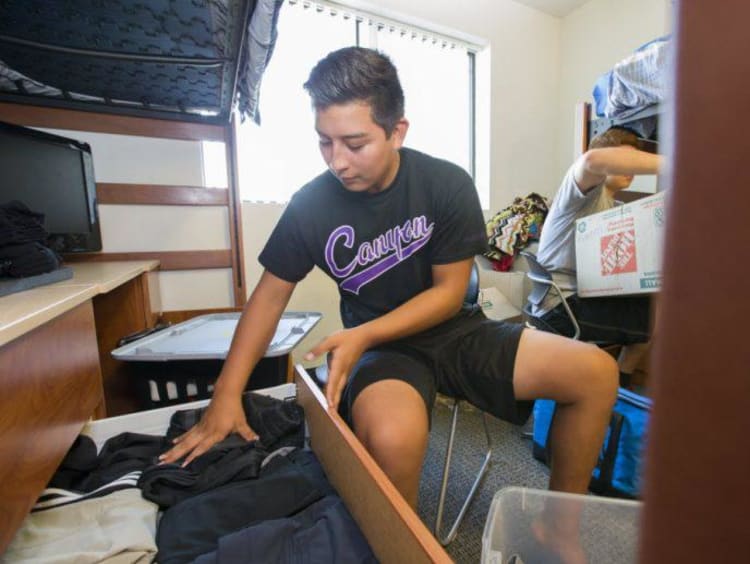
[338,309,531,427]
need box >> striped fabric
[32,471,142,512]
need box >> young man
[535,128,663,387]
[162,48,617,556]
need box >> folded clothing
[0,200,60,278]
[167,391,305,451]
[47,432,166,493]
[140,391,306,508]
[6,488,158,564]
[194,495,377,564]
[0,241,61,277]
[0,200,48,246]
[156,449,335,564]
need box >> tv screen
[0,120,101,253]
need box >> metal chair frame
[432,261,492,546]
[520,250,581,339]
[433,398,492,545]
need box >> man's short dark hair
[303,47,404,135]
[588,127,640,150]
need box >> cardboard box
[474,254,533,310]
[478,286,522,321]
[575,191,666,297]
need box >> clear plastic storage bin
[482,487,642,564]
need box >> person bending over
[535,127,662,388]
[162,47,618,562]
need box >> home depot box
[575,191,666,297]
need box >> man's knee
[351,380,429,459]
[580,345,619,406]
[359,417,427,463]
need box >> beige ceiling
[512,0,590,18]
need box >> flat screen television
[0,120,101,253]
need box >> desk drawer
[83,368,450,563]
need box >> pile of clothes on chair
[484,193,549,271]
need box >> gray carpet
[417,397,550,564]
[416,398,641,564]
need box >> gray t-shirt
[534,164,616,314]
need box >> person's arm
[574,147,662,193]
[305,257,475,410]
[160,270,296,465]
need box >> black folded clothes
[42,392,305,510]
[142,393,305,508]
[0,200,60,277]
[38,392,376,563]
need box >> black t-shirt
[259,147,487,336]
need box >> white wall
[42,128,235,311]
[557,0,671,182]
[369,0,562,210]
[242,202,340,364]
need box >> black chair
[433,261,492,546]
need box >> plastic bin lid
[111,311,321,361]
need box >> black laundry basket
[130,357,288,410]
[112,312,321,409]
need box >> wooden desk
[56,262,161,417]
[0,260,159,552]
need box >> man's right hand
[158,393,257,467]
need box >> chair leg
[434,399,492,546]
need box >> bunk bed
[574,36,670,203]
[0,0,280,124]
[587,36,669,146]
[0,2,454,561]
[0,0,267,552]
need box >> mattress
[0,0,271,124]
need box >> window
[205,1,487,206]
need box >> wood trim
[159,307,243,325]
[91,275,153,417]
[63,250,232,271]
[143,269,161,327]
[294,365,451,564]
[286,356,294,383]
[96,183,229,206]
[225,115,247,306]
[574,101,591,158]
[0,102,224,141]
[640,3,750,563]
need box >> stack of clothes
[0,200,61,278]
[5,392,377,564]
[485,193,549,271]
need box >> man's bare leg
[514,329,618,563]
[618,342,650,387]
[351,379,429,509]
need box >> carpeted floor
[416,396,643,564]
[417,396,550,563]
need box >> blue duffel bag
[532,388,652,499]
